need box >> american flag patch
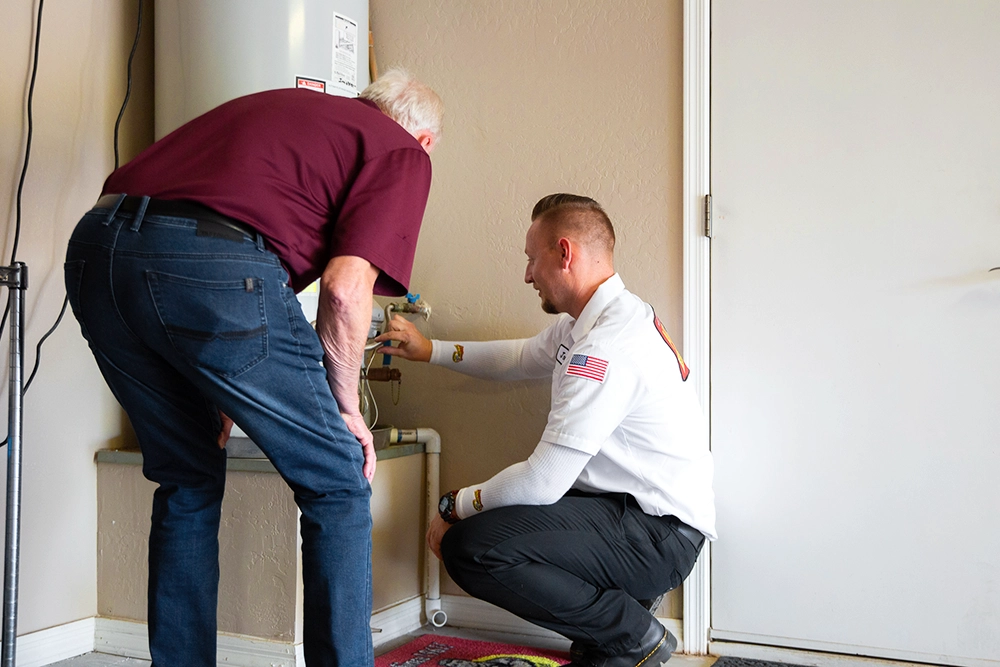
[566,354,608,383]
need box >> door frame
[680,0,712,655]
[681,4,1000,665]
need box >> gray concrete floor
[46,626,719,666]
[46,656,149,667]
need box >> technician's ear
[413,130,437,154]
[557,237,573,270]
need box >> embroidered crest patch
[452,344,465,363]
[653,314,690,381]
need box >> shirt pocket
[147,271,268,378]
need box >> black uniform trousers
[440,491,704,656]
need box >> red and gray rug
[375,634,570,667]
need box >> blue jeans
[65,203,373,666]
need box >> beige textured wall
[97,455,425,639]
[2,0,684,636]
[371,455,425,612]
[98,464,300,640]
[0,1,151,634]
[217,473,300,640]
[96,465,155,625]
[369,0,684,615]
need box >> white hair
[359,68,443,141]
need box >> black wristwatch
[438,490,460,524]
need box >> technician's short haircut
[531,193,615,255]
[360,68,444,142]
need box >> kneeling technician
[377,193,717,667]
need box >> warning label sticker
[333,12,358,94]
[295,77,326,93]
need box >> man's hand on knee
[426,514,452,560]
[217,410,234,449]
[341,411,377,482]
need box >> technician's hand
[374,315,432,362]
[342,411,377,483]
[426,514,453,561]
[217,410,234,449]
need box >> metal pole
[1,262,27,667]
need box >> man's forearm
[323,334,366,415]
[317,256,379,414]
[429,338,550,381]
[454,441,590,518]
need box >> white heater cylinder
[154,0,370,139]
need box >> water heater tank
[154,0,370,139]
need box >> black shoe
[567,618,677,667]
[568,594,667,663]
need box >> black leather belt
[674,520,705,548]
[95,194,258,242]
[573,490,707,548]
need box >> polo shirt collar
[571,273,625,341]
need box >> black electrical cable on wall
[23,0,144,394]
[3,0,144,418]
[9,0,46,268]
[0,0,46,344]
[23,296,67,392]
[114,0,144,172]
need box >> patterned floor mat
[375,633,570,667]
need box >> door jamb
[681,0,712,655]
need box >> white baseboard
[710,639,1000,667]
[30,596,684,667]
[14,617,95,667]
[94,618,149,661]
[92,597,424,666]
[95,617,298,667]
[439,593,686,654]
[371,595,425,649]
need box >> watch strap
[439,489,460,524]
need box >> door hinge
[704,194,713,238]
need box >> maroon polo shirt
[103,89,432,295]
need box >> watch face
[439,494,451,514]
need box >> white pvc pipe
[388,428,447,628]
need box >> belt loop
[255,232,265,252]
[129,195,151,231]
[102,194,127,226]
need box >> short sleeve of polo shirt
[330,147,432,296]
[541,344,639,455]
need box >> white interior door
[710,2,1000,665]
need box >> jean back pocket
[147,271,267,377]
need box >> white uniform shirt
[430,274,717,539]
